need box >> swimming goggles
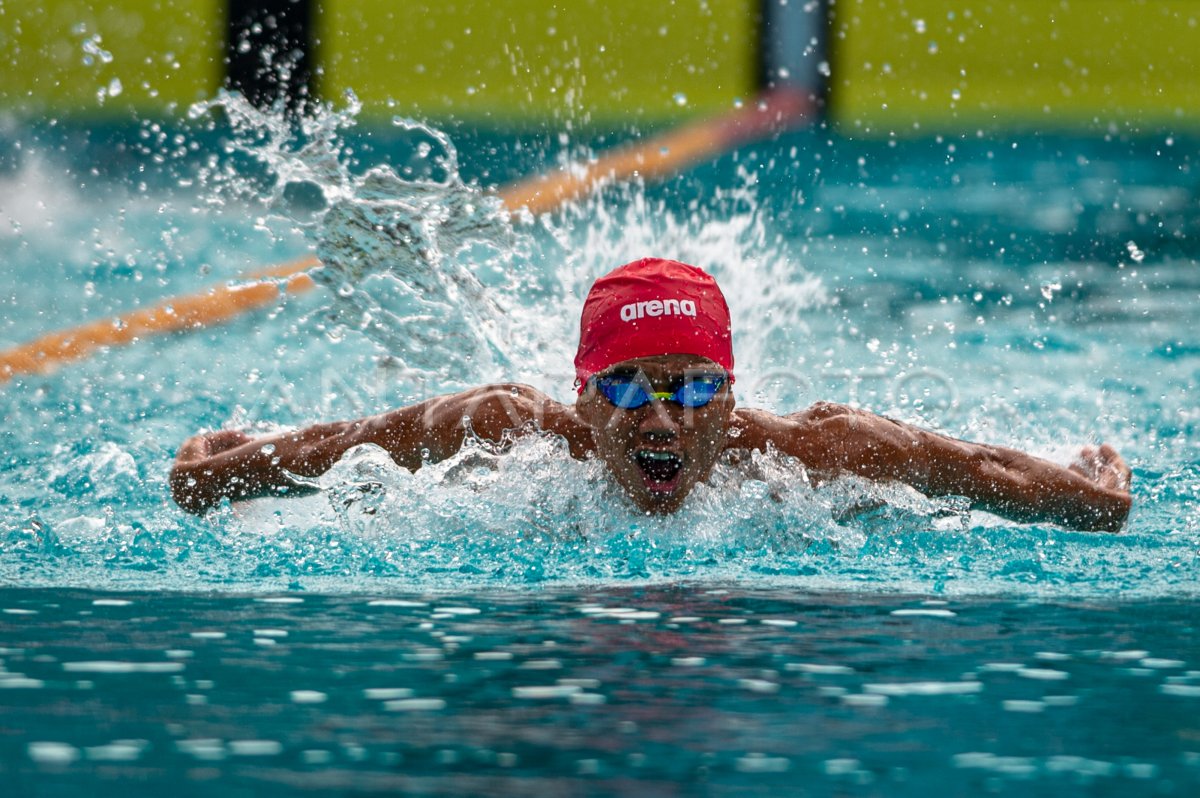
[592,373,728,409]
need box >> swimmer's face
[576,354,735,514]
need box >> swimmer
[171,258,1133,531]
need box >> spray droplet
[80,34,113,66]
[1039,281,1062,302]
[1126,241,1145,263]
[673,93,688,107]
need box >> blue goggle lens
[593,374,727,409]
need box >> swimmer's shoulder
[727,402,857,463]
[356,383,584,463]
[423,383,592,457]
[730,400,853,435]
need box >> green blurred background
[1,0,1196,131]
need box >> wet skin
[574,354,735,514]
[171,355,1132,531]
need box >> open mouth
[634,450,684,491]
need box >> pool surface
[4,587,1200,796]
[1,100,1198,794]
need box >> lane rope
[0,88,810,382]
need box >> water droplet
[914,18,927,33]
[1039,282,1062,302]
[673,93,688,107]
[80,34,113,66]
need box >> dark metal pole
[224,0,316,111]
[757,0,831,113]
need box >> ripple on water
[28,742,80,765]
[862,681,982,697]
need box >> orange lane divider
[0,258,321,382]
[501,88,812,215]
[0,88,811,383]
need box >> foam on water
[4,428,974,592]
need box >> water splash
[4,433,977,592]
[184,93,827,401]
[189,92,531,385]
[314,165,520,381]
[5,104,1191,598]
[188,90,362,212]
[528,167,828,406]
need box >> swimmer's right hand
[171,430,254,514]
[174,430,254,465]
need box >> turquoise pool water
[1,103,1198,794]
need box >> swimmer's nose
[638,402,680,439]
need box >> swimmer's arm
[169,423,370,514]
[734,403,1132,532]
[170,384,582,514]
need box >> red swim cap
[574,258,735,390]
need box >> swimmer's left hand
[1069,443,1132,494]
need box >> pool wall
[1,1,1196,130]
